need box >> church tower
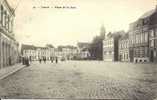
[100,24,106,40]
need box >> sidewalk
[0,64,25,80]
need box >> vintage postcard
[0,0,157,99]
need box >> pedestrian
[43,57,46,63]
[39,58,42,63]
[29,56,31,62]
[9,56,11,66]
[22,57,24,65]
[55,57,58,64]
[50,57,54,63]
[26,57,30,66]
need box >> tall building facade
[55,45,78,60]
[103,31,123,61]
[21,44,37,60]
[148,8,157,62]
[118,33,130,62]
[129,7,157,63]
[77,42,91,60]
[21,44,55,61]
[0,0,19,69]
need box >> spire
[100,24,106,39]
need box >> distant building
[103,31,123,61]
[118,33,130,62]
[80,48,91,59]
[36,47,48,60]
[55,45,78,60]
[21,44,37,61]
[129,7,157,63]
[0,0,19,68]
[77,42,91,59]
[21,44,55,61]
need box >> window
[139,34,141,43]
[109,51,112,54]
[1,5,3,25]
[4,11,7,28]
[142,33,145,43]
[150,40,154,47]
[145,32,148,42]
[150,30,154,37]
[7,15,10,30]
[155,40,157,47]
[0,5,1,24]
[104,51,106,55]
[136,35,138,44]
[154,50,157,57]
[6,13,9,30]
[145,47,148,57]
[2,10,6,27]
[141,34,143,43]
[126,54,128,59]
[155,28,157,37]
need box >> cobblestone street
[0,61,157,99]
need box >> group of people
[38,57,58,64]
[21,56,59,66]
[22,57,30,66]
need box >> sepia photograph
[0,0,157,99]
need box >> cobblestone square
[0,61,157,100]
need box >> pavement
[0,61,157,100]
[0,63,25,80]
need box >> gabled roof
[21,44,36,50]
[21,44,36,54]
[82,47,89,52]
[77,42,90,48]
[139,9,156,19]
[106,31,125,39]
[3,0,15,16]
[119,33,129,40]
[36,47,47,49]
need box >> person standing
[22,57,24,65]
[26,57,30,66]
[55,57,58,64]
[39,58,42,63]
[43,57,46,63]
[9,56,11,66]
[50,57,54,63]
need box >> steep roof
[119,33,129,40]
[139,9,156,19]
[106,31,125,39]
[21,44,36,50]
[77,42,90,49]
[4,0,15,16]
[36,47,47,49]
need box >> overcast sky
[9,0,156,47]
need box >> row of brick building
[103,6,157,63]
[21,44,78,61]
[21,42,93,61]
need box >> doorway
[150,50,154,62]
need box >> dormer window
[143,18,149,25]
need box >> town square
[0,0,157,99]
[0,61,157,100]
